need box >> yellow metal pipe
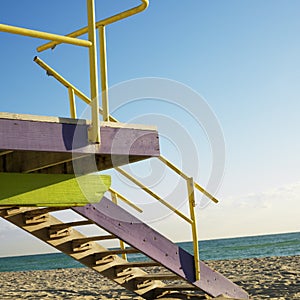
[87,0,100,143]
[0,23,92,48]
[99,26,109,122]
[159,155,219,204]
[97,0,149,26]
[194,182,218,204]
[68,87,77,118]
[187,177,200,281]
[33,56,118,122]
[36,0,149,52]
[158,156,189,180]
[115,167,193,224]
[109,187,143,213]
[110,191,127,260]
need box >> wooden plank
[72,235,116,243]
[0,115,159,173]
[116,261,161,268]
[0,118,159,156]
[0,112,87,124]
[154,284,199,291]
[73,199,249,299]
[0,112,157,130]
[0,173,110,206]
[135,274,179,281]
[96,248,139,256]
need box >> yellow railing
[36,0,149,122]
[0,0,100,143]
[1,0,220,281]
[33,55,220,280]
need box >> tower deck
[0,112,160,174]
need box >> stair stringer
[73,198,249,299]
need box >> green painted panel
[0,173,111,206]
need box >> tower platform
[0,112,160,174]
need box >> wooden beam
[74,198,249,299]
[0,117,159,156]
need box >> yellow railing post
[68,87,77,118]
[99,25,110,122]
[110,190,127,260]
[87,0,100,143]
[187,177,200,281]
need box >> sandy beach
[0,255,298,299]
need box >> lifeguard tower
[0,1,248,299]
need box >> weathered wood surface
[0,114,159,173]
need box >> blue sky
[0,0,300,256]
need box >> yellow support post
[99,25,110,122]
[0,24,92,48]
[110,191,127,260]
[87,0,100,143]
[68,87,77,119]
[187,177,200,281]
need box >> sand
[0,256,298,299]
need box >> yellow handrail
[0,24,92,48]
[109,187,143,213]
[34,57,218,206]
[33,56,118,122]
[115,167,193,224]
[158,156,219,203]
[36,0,149,52]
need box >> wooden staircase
[0,199,249,299]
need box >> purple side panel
[0,119,159,156]
[73,198,249,299]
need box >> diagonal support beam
[73,198,249,299]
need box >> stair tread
[135,273,179,280]
[96,248,139,256]
[116,261,161,268]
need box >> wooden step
[135,273,180,281]
[116,261,161,268]
[72,235,117,252]
[95,248,139,257]
[48,220,94,239]
[155,284,199,291]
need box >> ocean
[0,231,299,272]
